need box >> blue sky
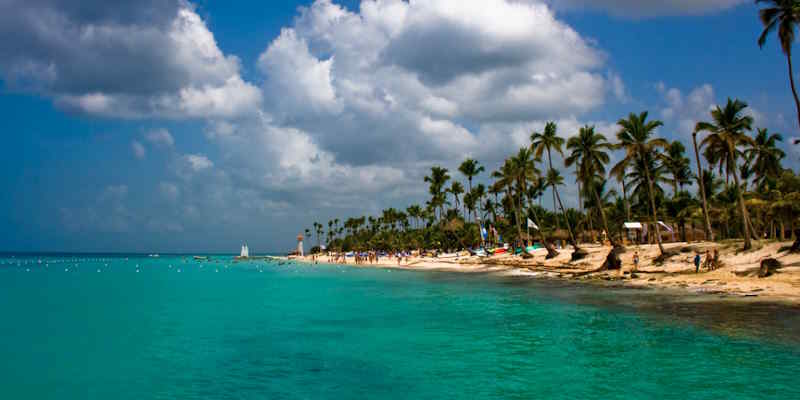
[1,0,798,253]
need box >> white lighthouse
[297,234,304,256]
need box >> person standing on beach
[633,251,639,272]
[694,253,701,273]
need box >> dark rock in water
[758,258,782,278]
[571,248,589,261]
[601,248,622,270]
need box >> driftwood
[571,247,589,261]
[758,258,782,278]
[601,247,622,270]
[792,229,800,253]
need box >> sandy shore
[287,241,800,305]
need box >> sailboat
[237,244,249,259]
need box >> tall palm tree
[692,131,715,241]
[406,205,422,229]
[546,168,579,249]
[662,140,692,196]
[612,111,669,256]
[448,181,464,216]
[459,159,485,222]
[531,122,565,221]
[696,98,756,250]
[746,128,786,187]
[757,0,800,130]
[424,166,450,221]
[565,125,616,246]
[611,161,631,221]
[458,159,485,193]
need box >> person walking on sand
[633,251,639,272]
[694,253,701,273]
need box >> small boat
[148,254,160,258]
[193,256,209,261]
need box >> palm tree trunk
[547,149,559,229]
[592,185,616,247]
[553,186,578,249]
[693,132,714,241]
[643,163,665,255]
[530,206,558,258]
[780,219,786,241]
[786,51,800,131]
[731,158,752,250]
[622,178,630,221]
[512,187,524,248]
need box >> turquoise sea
[1,254,799,399]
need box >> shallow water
[1,254,799,399]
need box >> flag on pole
[527,218,538,230]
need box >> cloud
[545,0,747,18]
[19,0,642,248]
[183,154,213,172]
[0,1,260,118]
[656,82,766,139]
[657,82,716,137]
[146,128,175,148]
[131,140,146,159]
[252,0,618,170]
[159,182,180,202]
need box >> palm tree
[313,222,323,250]
[692,131,715,241]
[531,122,565,221]
[612,111,669,256]
[696,98,756,250]
[757,0,800,130]
[406,205,422,229]
[546,168,579,249]
[662,140,692,196]
[746,128,786,187]
[565,125,616,246]
[459,159,485,222]
[424,166,450,220]
[448,181,464,216]
[493,152,558,258]
[611,161,631,221]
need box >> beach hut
[623,222,643,244]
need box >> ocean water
[1,255,799,399]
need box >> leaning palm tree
[695,98,757,250]
[746,128,786,187]
[565,125,616,247]
[531,122,565,220]
[757,0,800,130]
[611,111,669,256]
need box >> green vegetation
[307,100,800,254]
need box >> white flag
[527,218,538,230]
